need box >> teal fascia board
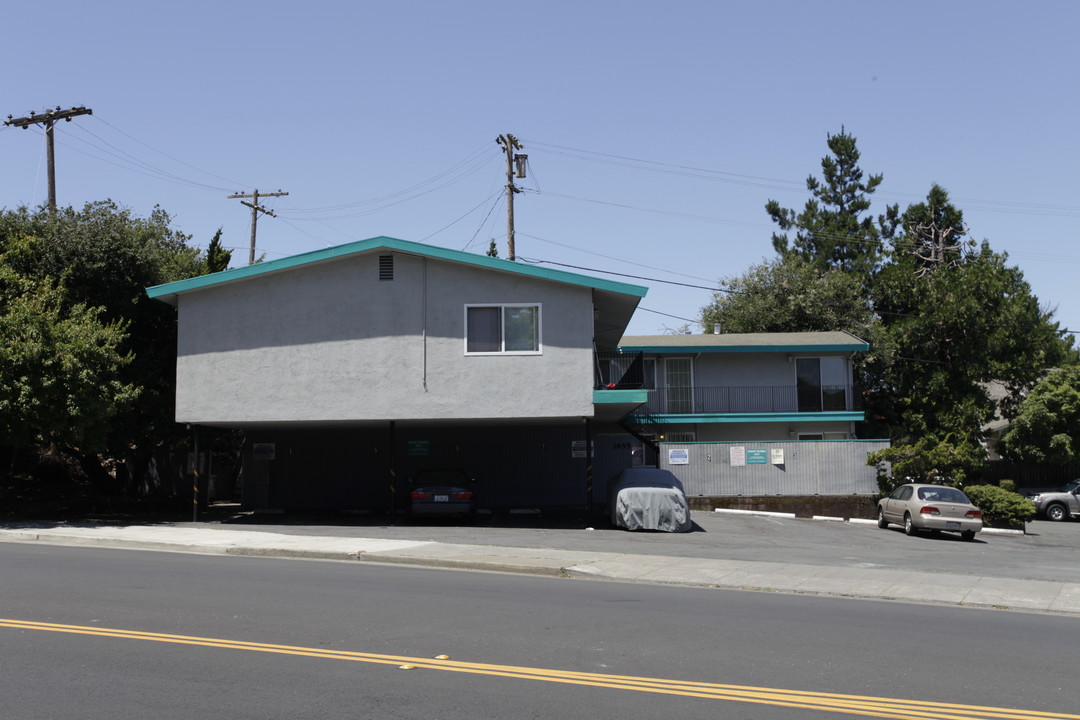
[617,343,868,354]
[593,389,649,405]
[148,236,648,302]
[628,411,865,424]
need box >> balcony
[630,385,860,416]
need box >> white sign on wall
[730,446,746,467]
[668,448,690,465]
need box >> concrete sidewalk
[2,522,1078,616]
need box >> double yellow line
[2,618,1074,720]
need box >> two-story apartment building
[147,236,649,513]
[600,332,866,443]
[595,332,884,503]
[148,237,883,514]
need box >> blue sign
[746,449,768,464]
[668,448,689,465]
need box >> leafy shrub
[998,479,1017,493]
[866,435,986,496]
[962,485,1035,527]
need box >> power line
[279,143,498,217]
[461,193,504,252]
[523,137,1080,218]
[419,190,502,242]
[69,123,233,192]
[517,232,721,285]
[92,115,251,190]
[523,187,774,230]
[516,256,733,293]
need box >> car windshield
[1062,481,1080,493]
[412,470,468,487]
[917,487,970,504]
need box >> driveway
[159,508,1080,586]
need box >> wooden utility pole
[227,189,289,264]
[4,105,93,214]
[496,134,526,260]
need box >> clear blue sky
[3,1,1077,337]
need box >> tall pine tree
[766,127,899,278]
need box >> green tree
[700,255,871,335]
[486,239,499,258]
[205,227,232,273]
[998,367,1080,463]
[867,433,987,492]
[891,183,973,274]
[0,202,205,488]
[0,236,138,451]
[868,235,1073,444]
[766,127,899,277]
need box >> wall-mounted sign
[730,446,746,467]
[668,448,689,465]
[407,440,430,457]
[771,448,785,465]
[571,440,595,458]
[253,443,276,461]
[747,449,768,464]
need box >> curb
[356,552,568,577]
[713,508,1026,536]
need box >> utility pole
[496,134,526,260]
[5,105,93,214]
[227,189,289,264]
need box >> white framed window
[465,304,541,355]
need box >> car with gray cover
[1028,480,1080,522]
[610,468,692,532]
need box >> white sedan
[877,483,983,541]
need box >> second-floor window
[465,304,541,354]
[796,357,848,412]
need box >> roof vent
[379,254,394,281]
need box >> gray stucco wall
[659,440,887,496]
[175,251,596,424]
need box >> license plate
[946,521,960,530]
[434,495,449,503]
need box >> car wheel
[877,508,888,529]
[1045,503,1068,522]
[960,530,976,541]
[904,513,917,537]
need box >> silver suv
[1029,481,1080,522]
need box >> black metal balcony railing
[629,385,861,415]
[595,351,646,390]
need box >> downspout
[848,349,859,436]
[422,257,428,392]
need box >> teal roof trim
[628,411,865,424]
[617,343,868,354]
[593,389,649,405]
[148,236,648,301]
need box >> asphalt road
[2,543,1077,719]
[166,508,1080,584]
